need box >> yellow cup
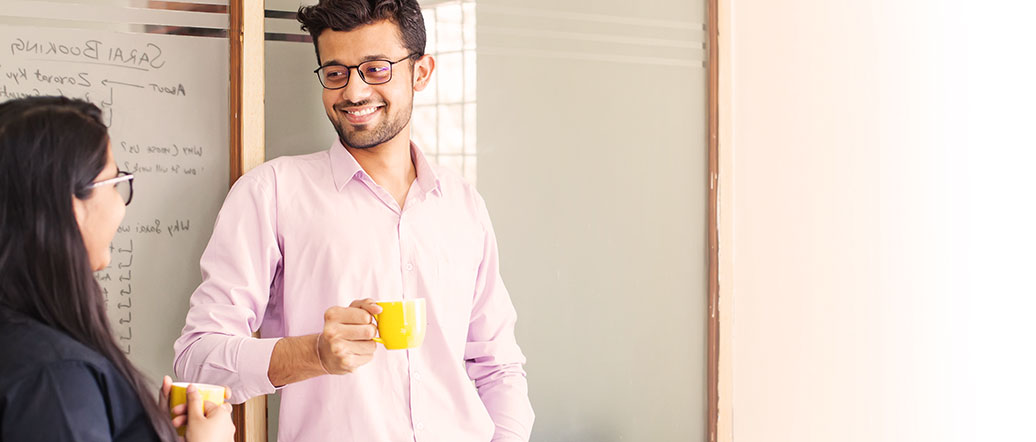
[373,299,427,350]
[169,382,225,436]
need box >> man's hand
[317,298,382,374]
[267,299,384,386]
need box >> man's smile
[338,104,384,124]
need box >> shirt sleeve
[1,361,113,442]
[173,173,282,403]
[464,196,536,442]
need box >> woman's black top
[0,305,161,441]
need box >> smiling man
[172,1,534,441]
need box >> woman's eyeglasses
[85,170,134,206]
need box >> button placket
[397,214,409,297]
[409,353,425,438]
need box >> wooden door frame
[710,0,735,441]
[229,0,267,441]
[707,0,725,441]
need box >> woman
[0,96,234,441]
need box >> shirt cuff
[233,337,280,402]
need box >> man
[173,1,534,440]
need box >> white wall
[722,1,1036,441]
[265,39,335,158]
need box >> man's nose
[339,67,374,103]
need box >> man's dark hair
[297,0,426,65]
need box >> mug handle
[372,312,384,345]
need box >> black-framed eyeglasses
[85,170,134,206]
[314,54,417,90]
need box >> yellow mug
[373,299,427,350]
[169,382,225,436]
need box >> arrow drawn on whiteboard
[119,270,131,282]
[120,285,132,296]
[118,298,132,309]
[118,240,133,254]
[118,255,132,268]
[102,79,144,89]
[101,87,114,128]
[119,328,132,340]
[119,312,131,324]
[102,88,114,108]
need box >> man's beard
[332,102,412,150]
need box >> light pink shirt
[173,141,534,442]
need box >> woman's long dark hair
[0,96,176,441]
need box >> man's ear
[412,54,436,92]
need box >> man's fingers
[320,301,381,374]
[171,415,186,428]
[348,340,377,356]
[171,403,187,415]
[324,305,374,324]
[328,323,377,341]
[349,298,383,316]
[323,306,348,322]
[320,336,378,374]
[347,298,373,308]
[327,334,379,356]
[324,339,377,371]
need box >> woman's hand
[161,376,235,442]
[183,383,235,442]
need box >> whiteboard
[0,25,230,384]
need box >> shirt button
[416,423,425,431]
[405,263,414,271]
[413,372,422,382]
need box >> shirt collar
[410,141,443,198]
[329,139,443,197]
[329,138,363,191]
